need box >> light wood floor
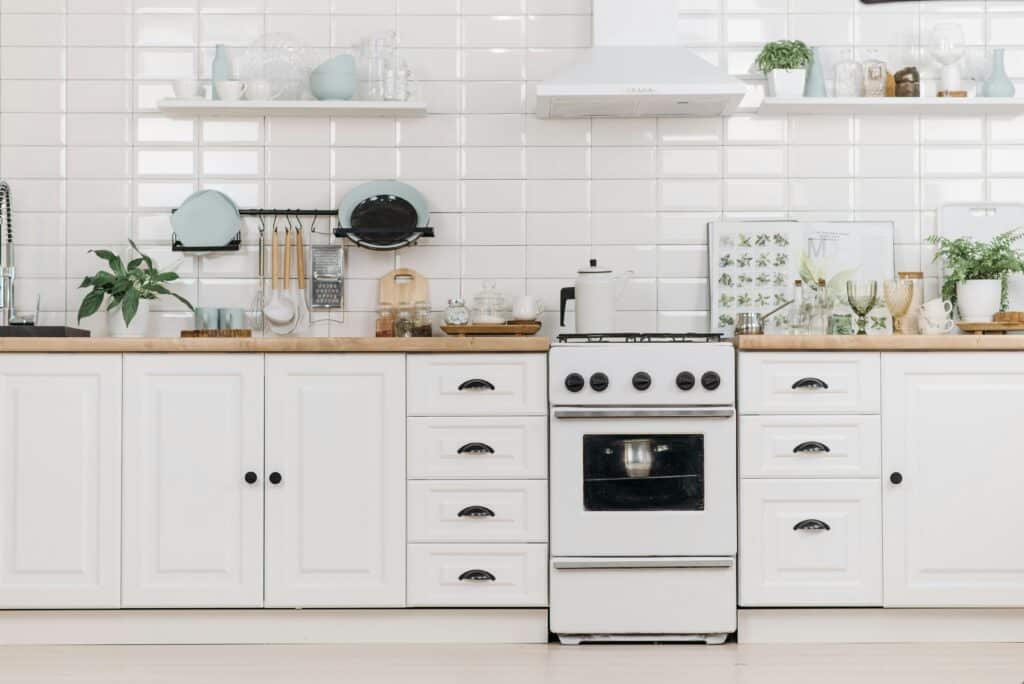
[0,643,1023,683]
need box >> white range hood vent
[535,0,746,119]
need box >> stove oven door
[551,407,736,557]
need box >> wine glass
[930,23,966,93]
[883,279,914,334]
[847,281,879,336]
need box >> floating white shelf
[157,99,427,118]
[758,97,1024,116]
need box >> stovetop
[556,332,726,345]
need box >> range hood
[535,0,746,119]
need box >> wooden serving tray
[442,322,542,337]
[181,329,254,338]
[957,321,1024,335]
[994,311,1024,323]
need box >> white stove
[548,333,738,645]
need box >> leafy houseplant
[78,240,193,337]
[755,40,813,98]
[927,230,1024,321]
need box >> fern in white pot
[756,40,813,98]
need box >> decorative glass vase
[804,47,827,97]
[983,48,1016,98]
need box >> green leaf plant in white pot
[755,40,813,98]
[927,229,1024,324]
[77,241,194,338]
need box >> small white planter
[767,68,807,98]
[107,298,152,338]
[956,280,1002,323]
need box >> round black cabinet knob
[244,472,258,485]
[890,472,903,485]
[701,372,722,391]
[269,472,283,485]
[590,373,610,392]
[632,372,652,391]
[565,373,585,393]
[676,372,696,391]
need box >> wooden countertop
[735,334,1024,351]
[0,336,551,354]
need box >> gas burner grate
[556,332,725,344]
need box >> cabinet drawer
[407,544,547,607]
[740,479,882,607]
[740,415,881,479]
[407,416,547,479]
[407,354,547,417]
[739,353,880,415]
[408,481,548,543]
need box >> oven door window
[582,434,704,511]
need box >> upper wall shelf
[759,97,1024,116]
[156,99,427,118]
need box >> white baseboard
[740,608,1024,643]
[0,609,550,645]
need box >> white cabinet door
[265,355,406,608]
[884,353,1024,607]
[122,355,264,608]
[0,355,121,608]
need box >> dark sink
[0,326,90,338]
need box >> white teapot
[559,259,633,334]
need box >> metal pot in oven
[609,439,669,478]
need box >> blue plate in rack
[171,190,241,249]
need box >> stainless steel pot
[620,439,669,478]
[735,300,793,335]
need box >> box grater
[310,244,344,309]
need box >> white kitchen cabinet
[265,355,406,608]
[122,355,264,608]
[0,355,121,608]
[883,353,1024,607]
[739,353,881,415]
[407,354,547,417]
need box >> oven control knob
[676,372,696,391]
[632,372,652,391]
[701,372,722,391]
[565,373,585,393]
[590,373,610,392]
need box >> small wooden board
[956,321,1024,335]
[442,322,542,337]
[379,268,429,306]
[181,329,254,338]
[994,311,1024,323]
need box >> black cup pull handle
[457,442,495,455]
[459,569,496,582]
[244,471,258,485]
[458,505,496,518]
[792,377,829,390]
[793,519,831,531]
[458,379,496,392]
[269,472,283,485]
[793,441,831,454]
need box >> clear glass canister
[863,50,887,97]
[394,306,415,338]
[412,300,433,337]
[471,281,506,324]
[445,298,470,326]
[835,49,864,97]
[375,305,395,338]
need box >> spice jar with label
[894,67,920,97]
[445,298,470,326]
[375,305,395,338]
[863,50,887,97]
[394,306,415,337]
[412,300,433,337]
[835,49,864,97]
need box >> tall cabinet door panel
[883,353,1024,607]
[0,355,121,608]
[265,355,406,608]
[122,355,264,608]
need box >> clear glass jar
[812,278,832,335]
[375,305,395,338]
[786,280,810,334]
[412,300,432,337]
[863,50,887,97]
[445,298,470,326]
[835,49,864,97]
[394,306,414,338]
[471,281,506,324]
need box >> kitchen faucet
[0,181,14,326]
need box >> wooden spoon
[293,226,310,333]
[263,229,294,325]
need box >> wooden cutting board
[379,268,429,306]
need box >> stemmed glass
[847,281,879,336]
[883,279,914,334]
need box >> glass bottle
[786,280,810,335]
[835,49,864,97]
[412,300,433,337]
[375,305,395,338]
[863,50,887,97]
[812,278,831,334]
[444,298,470,326]
[394,306,414,338]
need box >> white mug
[172,78,204,99]
[512,295,543,322]
[920,317,954,335]
[921,298,953,320]
[215,80,247,101]
[245,79,273,100]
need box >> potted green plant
[927,230,1024,323]
[755,40,813,98]
[77,241,194,338]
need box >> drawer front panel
[740,479,882,607]
[407,416,547,480]
[407,544,548,607]
[407,354,547,417]
[740,415,881,479]
[739,353,881,415]
[408,481,548,543]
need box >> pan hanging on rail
[335,181,434,251]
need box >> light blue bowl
[310,54,357,101]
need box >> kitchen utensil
[292,223,310,333]
[245,79,273,100]
[247,219,266,332]
[441,322,542,337]
[471,281,506,324]
[734,300,793,336]
[194,307,220,330]
[899,271,924,334]
[378,268,428,307]
[237,33,316,101]
[930,23,966,94]
[922,298,954,327]
[215,80,247,101]
[270,228,298,335]
[338,181,431,251]
[310,54,357,101]
[618,439,669,479]
[310,244,344,309]
[218,308,247,330]
[883,279,915,334]
[512,295,543,322]
[847,280,879,336]
[171,190,241,250]
[173,79,205,99]
[263,229,293,326]
[560,259,634,334]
